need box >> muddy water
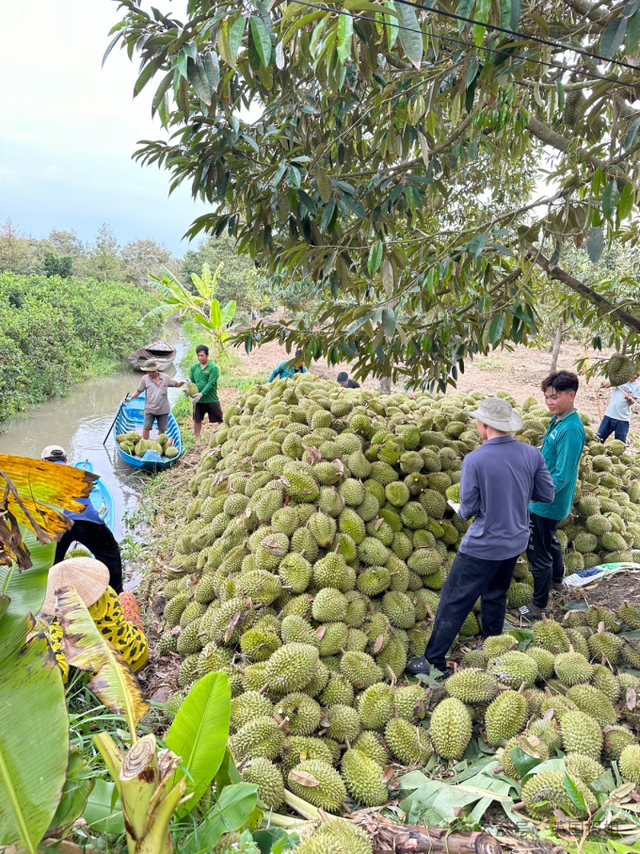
[0,342,188,545]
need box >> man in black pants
[406,398,554,677]
[41,445,123,593]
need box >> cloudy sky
[0,1,203,254]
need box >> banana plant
[141,263,236,356]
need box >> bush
[0,272,159,422]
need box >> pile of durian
[153,373,640,821]
[116,431,179,459]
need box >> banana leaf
[166,672,231,818]
[0,616,69,854]
[46,748,94,837]
[0,454,96,568]
[0,529,55,648]
[55,586,149,740]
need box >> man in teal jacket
[519,370,585,621]
[268,350,307,382]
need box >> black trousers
[526,512,564,609]
[424,550,519,671]
[55,520,123,593]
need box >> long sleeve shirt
[529,409,585,521]
[458,436,555,560]
[268,361,307,382]
[605,381,640,422]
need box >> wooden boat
[73,460,115,531]
[128,339,177,371]
[114,395,182,470]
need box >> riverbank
[0,271,159,423]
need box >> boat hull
[73,460,115,531]
[114,395,182,470]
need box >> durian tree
[109,0,640,387]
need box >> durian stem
[283,790,321,820]
[263,813,310,829]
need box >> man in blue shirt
[406,398,554,676]
[597,375,640,444]
[42,445,123,593]
[519,370,586,622]
[268,350,307,382]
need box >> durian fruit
[429,697,472,760]
[554,651,593,686]
[357,683,394,730]
[524,646,555,680]
[314,818,373,854]
[560,710,603,759]
[603,726,637,761]
[485,690,528,745]
[565,684,617,727]
[384,718,433,765]
[242,757,285,809]
[521,769,596,819]
[528,718,562,751]
[591,664,621,703]
[587,631,623,665]
[445,669,500,705]
[288,760,347,813]
[619,744,640,784]
[274,692,322,736]
[231,716,286,760]
[531,617,570,653]
[393,685,427,721]
[618,601,640,630]
[280,736,335,773]
[325,704,362,743]
[565,753,605,784]
[482,634,518,657]
[608,353,635,387]
[340,748,388,806]
[230,691,273,732]
[353,731,390,767]
[487,651,538,690]
[340,651,384,689]
[264,643,319,694]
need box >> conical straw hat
[41,557,110,615]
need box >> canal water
[0,340,188,544]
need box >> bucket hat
[469,397,524,432]
[41,557,110,615]
[141,359,160,371]
[41,445,67,461]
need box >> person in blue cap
[41,445,123,593]
[268,350,307,382]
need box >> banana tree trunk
[94,733,185,854]
[350,811,504,854]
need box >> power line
[393,0,640,74]
[287,0,634,89]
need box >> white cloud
[0,0,204,253]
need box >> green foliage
[0,271,159,421]
[111,0,640,387]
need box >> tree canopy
[110,0,640,387]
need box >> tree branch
[562,0,620,24]
[526,117,631,186]
[528,248,640,333]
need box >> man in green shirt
[189,344,222,442]
[519,370,586,621]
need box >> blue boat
[74,460,115,531]
[113,394,182,470]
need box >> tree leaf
[499,0,511,28]
[229,16,246,57]
[210,298,223,329]
[368,241,383,275]
[382,306,396,338]
[456,0,475,33]
[316,168,331,203]
[586,226,604,262]
[82,779,124,835]
[393,1,423,68]
[337,12,353,64]
[167,672,231,818]
[182,783,258,854]
[508,746,544,781]
[385,0,399,48]
[600,15,628,59]
[55,586,149,738]
[0,530,55,648]
[625,116,640,150]
[618,182,634,220]
[510,0,521,29]
[0,619,69,854]
[602,180,618,219]
[468,233,489,259]
[488,313,505,344]
[250,17,272,67]
[563,772,588,813]
[627,8,640,54]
